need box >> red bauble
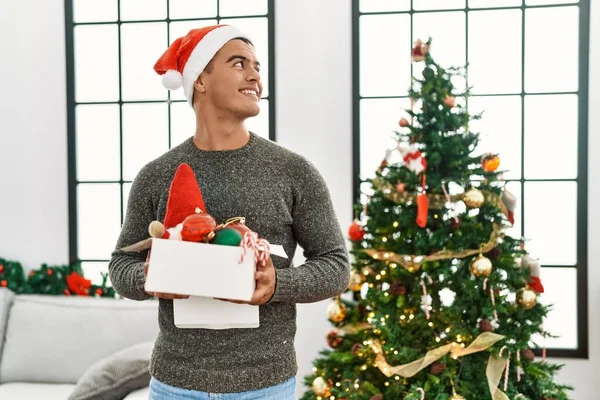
[399,118,409,127]
[0,280,7,287]
[327,330,343,348]
[64,289,71,295]
[47,269,53,276]
[348,220,366,241]
[181,213,217,242]
[96,288,104,296]
[444,96,456,108]
[0,264,4,273]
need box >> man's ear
[194,73,207,93]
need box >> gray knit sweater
[108,132,350,393]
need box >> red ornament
[399,118,409,127]
[416,193,429,228]
[0,264,4,273]
[47,269,54,276]
[396,182,406,194]
[348,220,366,241]
[96,288,104,296]
[29,270,36,277]
[0,280,7,287]
[64,289,71,295]
[412,39,425,62]
[444,96,456,108]
[66,272,92,296]
[181,213,217,242]
[327,330,343,348]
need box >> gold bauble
[328,301,347,323]
[312,377,330,397]
[449,394,466,400]
[463,188,485,208]
[470,254,493,278]
[349,271,366,291]
[517,287,537,309]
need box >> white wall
[0,0,69,267]
[0,0,597,398]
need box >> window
[352,0,589,358]
[65,0,276,284]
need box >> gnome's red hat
[154,24,251,107]
[163,163,207,230]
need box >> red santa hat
[153,24,250,106]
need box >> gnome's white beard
[167,223,183,240]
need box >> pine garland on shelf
[0,257,116,298]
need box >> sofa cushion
[124,387,150,400]
[0,295,158,384]
[68,341,152,400]
[0,382,76,399]
[0,288,16,374]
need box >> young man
[108,25,351,399]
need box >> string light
[385,382,390,387]
[400,315,406,320]
[381,270,386,275]
[376,275,381,280]
[382,237,388,242]
[361,365,367,371]
[409,314,415,320]
[390,263,398,269]
[336,382,341,387]
[428,322,434,327]
[393,221,399,228]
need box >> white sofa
[0,287,159,399]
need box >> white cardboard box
[144,238,287,329]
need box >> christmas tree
[302,40,572,400]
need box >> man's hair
[203,37,254,74]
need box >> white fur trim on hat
[182,25,250,107]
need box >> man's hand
[218,256,276,306]
[143,251,189,300]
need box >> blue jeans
[148,376,297,400]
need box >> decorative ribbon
[370,332,505,379]
[240,231,271,265]
[363,224,502,270]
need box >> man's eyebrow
[226,55,261,67]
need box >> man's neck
[193,110,250,151]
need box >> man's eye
[235,61,243,67]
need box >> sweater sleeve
[268,158,351,304]
[108,165,155,301]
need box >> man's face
[195,39,263,119]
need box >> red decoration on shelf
[47,269,53,276]
[95,288,104,296]
[0,280,7,287]
[66,272,92,296]
[64,289,71,295]
[0,264,4,273]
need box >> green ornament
[396,295,405,308]
[211,228,243,246]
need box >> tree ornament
[482,153,500,172]
[412,39,426,62]
[501,188,517,225]
[470,254,493,278]
[64,289,71,295]
[351,343,365,356]
[399,144,427,174]
[517,287,537,309]
[327,330,343,348]
[479,318,495,332]
[488,246,502,260]
[95,288,103,296]
[444,96,456,108]
[390,281,407,296]
[523,349,535,361]
[211,227,243,246]
[328,300,347,323]
[521,255,545,293]
[47,269,54,276]
[0,280,7,287]
[399,118,409,127]
[463,188,485,208]
[349,271,366,291]
[396,182,406,194]
[430,362,445,375]
[348,220,366,242]
[181,212,217,242]
[312,377,330,397]
[370,395,383,400]
[0,264,4,273]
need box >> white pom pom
[162,70,182,90]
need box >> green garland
[0,257,116,298]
